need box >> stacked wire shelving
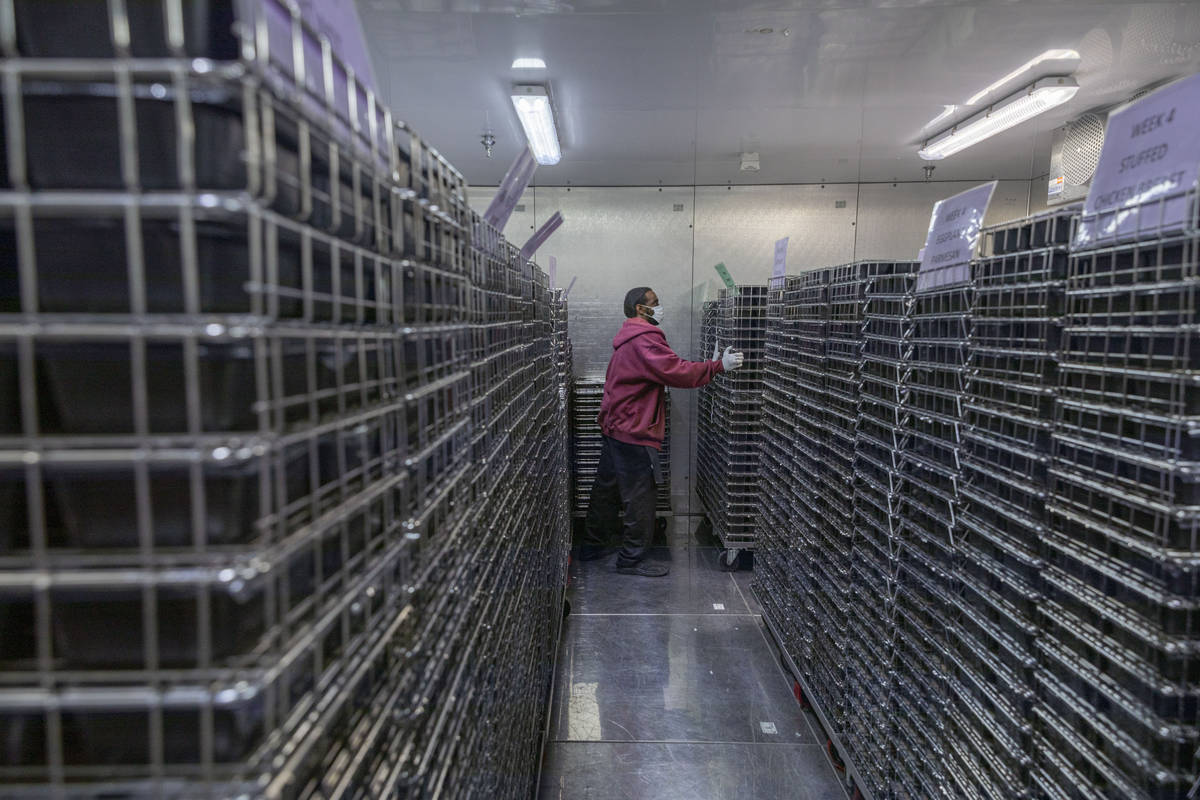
[959,206,1078,800]
[0,2,571,797]
[697,286,768,566]
[757,276,810,675]
[1037,206,1200,799]
[569,379,671,518]
[752,202,1200,800]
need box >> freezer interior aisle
[539,518,849,800]
[4,1,1200,798]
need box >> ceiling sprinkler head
[481,131,497,158]
[923,164,935,182]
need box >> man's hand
[721,346,744,372]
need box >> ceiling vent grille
[1048,111,1107,205]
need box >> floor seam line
[571,612,760,617]
[546,740,830,746]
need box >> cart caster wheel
[563,599,572,619]
[655,517,668,534]
[719,548,741,572]
[827,739,846,773]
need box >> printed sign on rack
[917,181,997,292]
[772,237,789,282]
[713,262,739,297]
[295,0,379,93]
[548,256,557,289]
[1076,72,1200,248]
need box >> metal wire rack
[0,3,571,798]
[569,378,671,517]
[754,208,1200,800]
[697,286,768,555]
[1040,214,1200,800]
[960,205,1078,800]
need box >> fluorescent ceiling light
[512,57,546,69]
[511,84,561,165]
[923,104,960,131]
[919,76,1078,161]
[921,48,1080,130]
[965,48,1080,105]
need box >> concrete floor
[538,519,850,800]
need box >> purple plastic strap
[485,148,538,230]
[521,212,564,260]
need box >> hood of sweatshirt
[612,317,664,350]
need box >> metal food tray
[0,4,570,797]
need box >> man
[579,286,744,577]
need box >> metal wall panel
[470,180,1040,515]
[853,179,1034,260]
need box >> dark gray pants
[584,435,658,567]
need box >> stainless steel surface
[696,286,769,550]
[571,379,671,515]
[538,521,848,800]
[744,213,1200,799]
[0,4,570,796]
[471,185,704,512]
[472,180,1046,517]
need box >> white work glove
[719,345,744,372]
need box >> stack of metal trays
[845,261,919,799]
[756,277,810,672]
[790,270,854,735]
[1038,215,1200,799]
[0,3,570,797]
[569,379,671,516]
[697,287,768,553]
[894,264,974,799]
[696,301,720,517]
[959,206,1078,800]
[817,264,871,754]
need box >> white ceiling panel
[357,0,1200,186]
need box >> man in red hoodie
[580,286,744,576]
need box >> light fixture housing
[511,57,546,69]
[919,76,1078,161]
[965,48,1079,105]
[511,84,561,166]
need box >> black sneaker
[578,545,617,561]
[616,562,670,577]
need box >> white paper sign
[1076,72,1200,248]
[772,237,789,280]
[917,181,996,292]
[548,256,557,289]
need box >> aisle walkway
[538,519,849,800]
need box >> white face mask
[650,305,664,324]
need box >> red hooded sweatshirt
[598,317,724,449]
